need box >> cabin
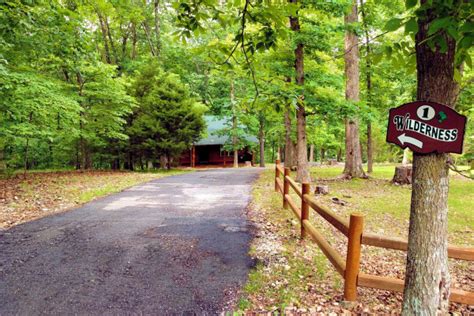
[179,116,258,167]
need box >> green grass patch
[310,164,473,244]
[1,169,191,228]
[240,164,472,312]
[75,169,190,204]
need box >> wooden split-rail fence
[273,160,474,304]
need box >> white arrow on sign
[398,133,423,148]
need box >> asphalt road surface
[0,168,262,315]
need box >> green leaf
[385,18,404,32]
[437,36,448,53]
[458,35,473,50]
[459,22,474,34]
[405,17,418,34]
[465,53,472,69]
[405,0,417,9]
[446,26,459,41]
[428,17,452,36]
[372,52,383,64]
[453,68,462,83]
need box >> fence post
[274,159,281,192]
[283,168,290,209]
[344,213,364,302]
[301,183,310,239]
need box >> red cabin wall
[178,145,253,166]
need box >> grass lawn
[310,164,473,245]
[0,169,190,228]
[238,164,473,314]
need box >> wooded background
[0,0,472,174]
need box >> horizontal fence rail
[273,160,474,305]
[361,233,474,261]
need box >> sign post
[387,101,467,154]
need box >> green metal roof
[195,116,258,146]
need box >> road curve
[0,168,262,315]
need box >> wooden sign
[386,101,467,154]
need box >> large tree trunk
[360,0,373,174]
[284,109,296,168]
[289,0,310,183]
[296,102,309,182]
[343,1,366,179]
[402,4,459,313]
[258,114,265,167]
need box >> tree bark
[367,122,373,172]
[402,4,459,313]
[392,165,413,185]
[23,111,34,176]
[284,109,296,169]
[120,24,129,61]
[231,80,238,168]
[105,16,118,64]
[309,144,314,163]
[360,0,373,174]
[159,156,167,169]
[23,138,29,176]
[289,0,310,183]
[142,21,156,57]
[127,150,133,171]
[343,1,366,179]
[97,12,112,64]
[131,23,137,59]
[258,113,265,167]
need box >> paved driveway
[0,168,262,315]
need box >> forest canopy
[0,0,472,172]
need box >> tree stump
[327,159,338,165]
[315,185,329,195]
[392,165,413,184]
